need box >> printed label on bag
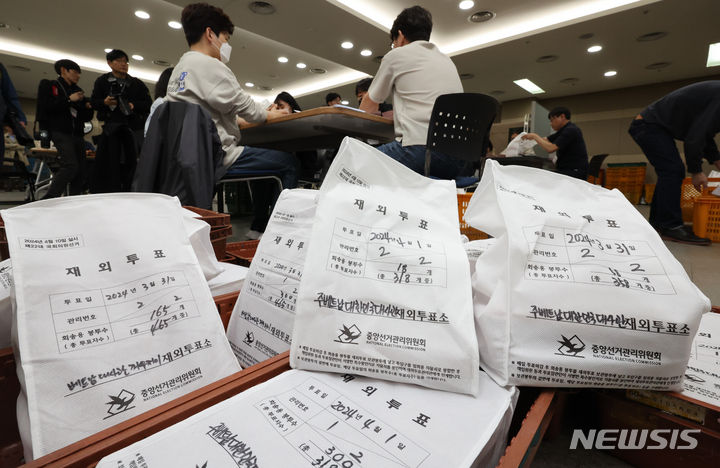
[20,235,84,250]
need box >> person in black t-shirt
[36,59,94,198]
[523,106,588,180]
[629,81,720,246]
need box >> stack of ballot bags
[0,136,713,466]
[1,194,250,460]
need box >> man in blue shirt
[523,106,588,180]
[629,81,720,246]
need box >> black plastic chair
[587,153,609,179]
[0,156,36,201]
[424,93,500,184]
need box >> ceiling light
[248,1,276,15]
[341,100,349,105]
[706,42,720,67]
[134,11,150,20]
[168,21,182,30]
[459,1,475,10]
[360,49,372,56]
[513,78,545,94]
[277,56,288,63]
[104,48,112,53]
[296,62,307,69]
[560,77,580,84]
[587,45,602,53]
[341,41,354,49]
[309,68,327,74]
[604,70,617,77]
[469,11,495,23]
[245,82,254,87]
[132,55,144,61]
[636,31,667,42]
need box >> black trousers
[628,119,685,230]
[45,132,86,198]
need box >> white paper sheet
[96,369,517,468]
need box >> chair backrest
[134,101,223,209]
[587,153,609,178]
[425,93,500,162]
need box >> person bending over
[629,81,720,245]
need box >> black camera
[108,78,132,116]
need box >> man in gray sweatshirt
[167,3,298,238]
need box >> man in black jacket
[36,60,93,198]
[90,49,152,192]
[629,81,720,245]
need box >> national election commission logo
[555,334,586,358]
[243,331,255,346]
[335,324,362,344]
[104,389,136,419]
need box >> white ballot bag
[464,160,709,390]
[3,193,241,460]
[226,189,317,368]
[208,262,248,297]
[500,132,535,157]
[0,258,12,348]
[181,210,225,281]
[96,369,518,468]
[680,312,720,407]
[290,138,480,395]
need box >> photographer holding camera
[90,49,151,193]
[36,59,94,199]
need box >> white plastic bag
[181,209,225,281]
[226,189,317,368]
[96,369,518,468]
[207,262,248,297]
[0,258,12,348]
[3,193,240,460]
[464,160,708,390]
[500,132,536,157]
[290,138,480,395]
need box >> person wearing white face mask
[167,3,297,239]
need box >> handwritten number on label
[378,246,390,257]
[630,263,645,272]
[419,256,431,265]
[580,248,594,258]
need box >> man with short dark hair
[359,6,464,179]
[90,49,152,192]
[166,3,296,239]
[36,60,93,198]
[325,92,341,106]
[355,78,393,117]
[523,106,589,180]
[628,81,720,245]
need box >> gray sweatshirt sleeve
[208,71,267,124]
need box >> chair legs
[215,175,284,214]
